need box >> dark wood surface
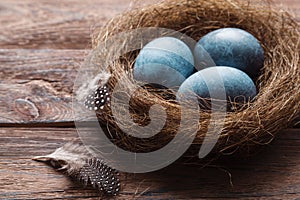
[0,0,299,199]
[0,128,299,200]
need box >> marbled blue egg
[194,28,264,78]
[134,37,194,88]
[177,66,257,109]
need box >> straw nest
[87,0,299,156]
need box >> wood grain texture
[0,0,130,49]
[0,49,84,125]
[0,128,299,199]
[0,48,299,127]
[0,0,161,49]
[0,0,299,49]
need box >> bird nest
[82,0,299,157]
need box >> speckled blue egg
[134,37,194,88]
[194,28,264,78]
[177,66,257,109]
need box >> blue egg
[134,37,194,88]
[194,28,264,78]
[177,66,257,109]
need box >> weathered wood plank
[0,128,299,199]
[0,48,299,127]
[0,0,299,49]
[0,49,85,125]
[0,0,162,49]
[0,0,133,49]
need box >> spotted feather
[78,158,120,195]
[32,142,121,196]
[84,85,111,111]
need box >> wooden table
[0,0,299,199]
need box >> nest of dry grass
[87,0,299,156]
